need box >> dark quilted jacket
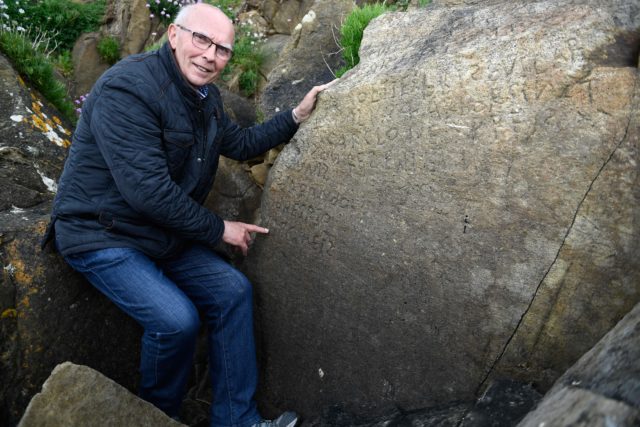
[44,42,298,258]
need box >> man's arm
[218,80,337,161]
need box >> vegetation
[336,0,431,77]
[97,36,121,65]
[148,0,191,25]
[0,0,268,122]
[0,0,107,122]
[148,0,241,25]
[0,28,75,120]
[2,0,105,51]
[54,50,74,78]
[222,26,265,97]
[336,3,388,77]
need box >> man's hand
[292,79,338,123]
[222,220,269,256]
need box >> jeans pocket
[63,247,138,273]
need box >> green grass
[0,0,107,123]
[54,50,74,78]
[224,27,266,97]
[335,0,432,76]
[149,0,242,25]
[336,3,389,77]
[206,0,243,21]
[0,29,76,121]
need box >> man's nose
[202,43,218,60]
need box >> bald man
[44,4,330,426]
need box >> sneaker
[251,411,298,427]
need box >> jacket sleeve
[218,102,300,161]
[90,75,225,246]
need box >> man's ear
[167,24,178,49]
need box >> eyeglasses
[176,24,233,60]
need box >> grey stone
[71,33,110,99]
[516,388,640,427]
[303,402,471,427]
[220,87,258,129]
[258,34,291,94]
[18,362,184,427]
[245,0,640,419]
[516,302,640,426]
[0,54,71,211]
[461,379,542,426]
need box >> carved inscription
[268,182,360,258]
[271,4,598,263]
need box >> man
[43,3,331,426]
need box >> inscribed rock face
[247,0,640,418]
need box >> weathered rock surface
[18,362,184,427]
[219,87,259,129]
[255,0,353,187]
[261,0,316,35]
[0,53,141,426]
[257,34,291,94]
[71,33,110,99]
[259,0,353,119]
[104,0,161,57]
[247,0,640,419]
[303,379,541,426]
[516,302,640,426]
[518,388,640,427]
[0,54,71,212]
[71,0,163,98]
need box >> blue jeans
[62,244,262,427]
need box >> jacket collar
[159,41,211,108]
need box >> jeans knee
[227,270,253,306]
[154,306,200,345]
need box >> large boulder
[246,0,640,419]
[0,53,141,425]
[18,362,183,427]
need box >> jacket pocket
[162,129,195,175]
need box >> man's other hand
[292,79,338,123]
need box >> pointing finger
[245,224,270,234]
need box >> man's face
[168,6,234,87]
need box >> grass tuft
[97,36,121,65]
[336,3,389,77]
